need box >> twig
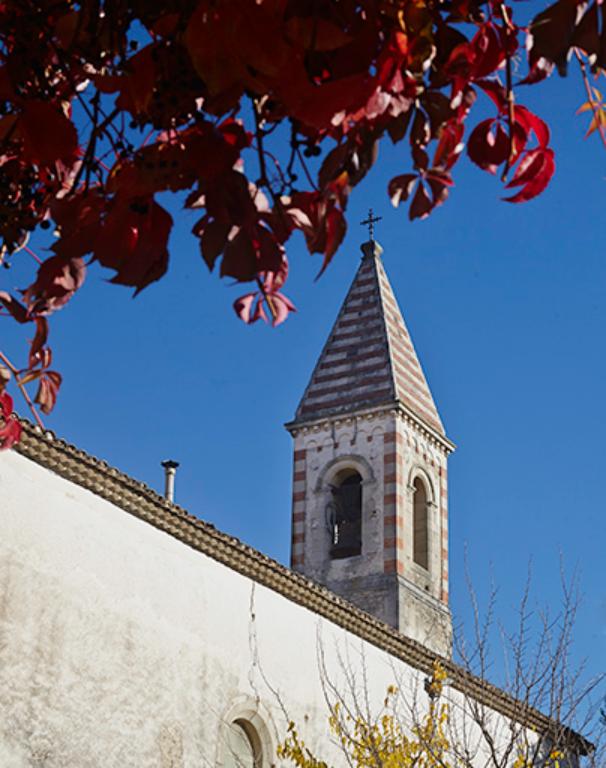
[23,245,42,265]
[295,145,320,191]
[69,100,120,194]
[251,143,289,192]
[84,91,100,191]
[499,3,516,180]
[252,98,279,324]
[252,97,271,189]
[255,275,278,323]
[574,49,606,151]
[0,349,44,428]
[141,127,158,148]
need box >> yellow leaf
[586,110,606,137]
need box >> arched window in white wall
[328,468,362,559]
[412,476,429,569]
[224,719,262,768]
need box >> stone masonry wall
[290,408,451,654]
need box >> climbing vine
[1,0,605,441]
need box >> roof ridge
[373,250,445,435]
[10,419,590,753]
[373,248,401,408]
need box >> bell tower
[285,236,455,656]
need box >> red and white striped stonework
[291,448,307,570]
[383,429,404,576]
[296,240,444,437]
[287,239,454,654]
[439,465,449,604]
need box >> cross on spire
[360,209,382,241]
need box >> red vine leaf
[504,148,555,203]
[20,102,78,165]
[23,255,86,315]
[514,106,550,148]
[476,79,507,112]
[94,198,173,292]
[28,318,49,368]
[388,174,418,207]
[467,119,509,173]
[0,292,28,324]
[0,392,21,450]
[34,370,62,415]
[528,0,578,75]
[409,182,432,221]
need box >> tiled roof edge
[12,420,589,754]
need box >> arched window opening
[413,477,429,569]
[327,469,362,559]
[224,719,262,768]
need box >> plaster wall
[0,450,514,768]
[0,449,414,767]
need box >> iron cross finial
[360,208,382,241]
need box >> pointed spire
[294,240,445,436]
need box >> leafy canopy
[0,0,603,444]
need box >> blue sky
[3,61,605,716]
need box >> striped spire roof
[295,240,445,435]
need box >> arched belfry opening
[286,234,455,655]
[412,477,429,570]
[327,469,362,559]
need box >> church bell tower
[285,233,455,656]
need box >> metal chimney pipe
[161,459,179,503]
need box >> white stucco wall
[0,449,526,768]
[0,449,417,767]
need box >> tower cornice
[285,400,456,455]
